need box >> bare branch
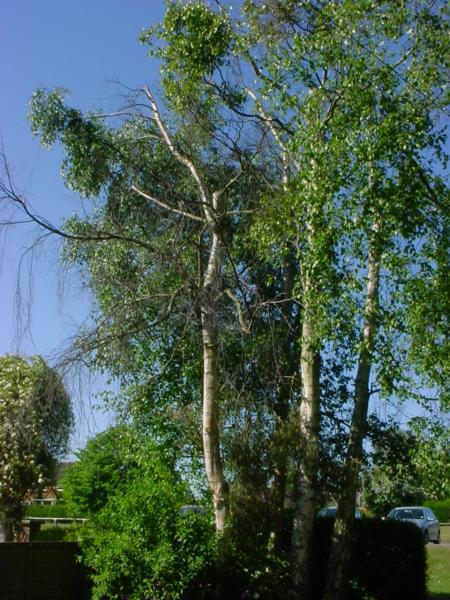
[224,288,251,334]
[245,86,299,182]
[0,149,153,250]
[131,184,205,223]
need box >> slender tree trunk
[291,311,321,600]
[0,515,14,542]
[201,231,230,536]
[323,240,380,600]
[272,254,300,548]
[142,88,230,535]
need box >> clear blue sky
[0,0,167,452]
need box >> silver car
[387,506,440,544]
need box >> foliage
[185,516,428,600]
[18,0,450,596]
[67,427,216,600]
[25,502,71,518]
[0,355,73,535]
[364,420,425,516]
[141,0,233,112]
[62,426,139,516]
[425,499,450,524]
[32,525,75,541]
[410,417,450,501]
[364,417,450,516]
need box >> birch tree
[1,1,448,597]
[23,4,259,533]
[147,2,449,597]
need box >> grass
[427,525,450,599]
[440,524,450,544]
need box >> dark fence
[0,542,90,600]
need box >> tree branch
[131,184,205,223]
[0,149,154,250]
[143,86,215,224]
[223,288,251,334]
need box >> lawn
[427,525,450,599]
[440,525,450,545]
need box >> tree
[153,2,448,597]
[62,425,135,516]
[148,2,448,597]
[1,1,448,598]
[364,416,450,516]
[0,354,73,540]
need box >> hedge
[33,525,75,541]
[25,502,72,518]
[186,516,427,600]
[311,518,427,600]
[424,499,450,523]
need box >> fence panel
[0,542,90,600]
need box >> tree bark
[323,240,380,600]
[0,516,14,542]
[272,254,300,548]
[291,312,321,600]
[201,231,230,536]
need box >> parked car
[386,506,440,544]
[317,506,362,519]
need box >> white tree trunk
[323,241,380,600]
[201,231,230,535]
[291,312,321,600]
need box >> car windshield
[392,508,424,520]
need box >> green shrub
[68,429,216,600]
[25,502,71,518]
[79,478,216,600]
[61,426,130,517]
[181,516,426,600]
[33,525,74,541]
[424,499,450,522]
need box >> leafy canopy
[0,355,72,521]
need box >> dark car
[387,506,440,544]
[317,506,362,519]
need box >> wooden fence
[0,542,90,600]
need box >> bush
[424,499,450,522]
[68,430,216,600]
[25,502,71,518]
[311,518,426,600]
[181,515,426,600]
[79,479,216,600]
[33,525,74,541]
[61,426,130,517]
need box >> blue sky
[1,0,167,451]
